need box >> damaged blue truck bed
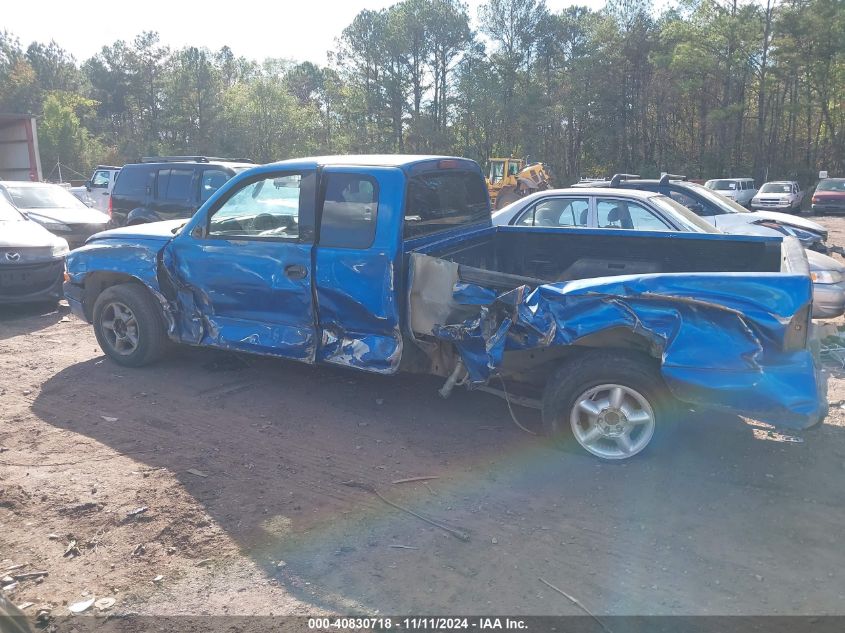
[64,155,827,460]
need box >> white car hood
[713,211,825,234]
[751,211,825,233]
[0,219,64,248]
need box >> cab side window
[319,173,378,248]
[92,170,110,187]
[208,174,302,239]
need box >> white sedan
[493,187,845,319]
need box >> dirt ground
[3,215,845,622]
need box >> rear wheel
[93,283,168,367]
[542,350,673,460]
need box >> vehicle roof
[264,154,478,169]
[121,160,252,169]
[763,180,797,184]
[820,177,845,181]
[537,187,660,199]
[575,178,692,187]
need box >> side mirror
[191,224,206,239]
[85,181,92,191]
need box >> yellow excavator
[486,157,553,210]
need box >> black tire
[92,283,168,367]
[541,349,675,460]
[495,190,521,210]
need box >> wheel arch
[82,272,150,322]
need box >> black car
[109,156,254,227]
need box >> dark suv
[109,156,255,227]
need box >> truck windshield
[760,183,792,193]
[404,170,489,239]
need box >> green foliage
[0,0,843,184]
[38,91,104,174]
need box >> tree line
[1,0,842,185]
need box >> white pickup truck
[70,165,121,214]
[751,181,805,213]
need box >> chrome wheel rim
[100,301,139,356]
[570,383,655,459]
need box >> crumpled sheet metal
[433,273,825,430]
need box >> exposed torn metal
[409,253,826,430]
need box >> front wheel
[542,350,673,460]
[93,283,168,367]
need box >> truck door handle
[284,264,307,280]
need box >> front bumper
[751,202,795,211]
[811,281,845,319]
[812,202,845,214]
[63,280,88,321]
[0,260,64,304]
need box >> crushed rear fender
[411,255,825,430]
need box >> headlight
[51,239,70,258]
[810,270,843,284]
[754,220,821,244]
[28,213,73,233]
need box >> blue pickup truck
[64,155,827,460]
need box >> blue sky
[3,0,607,64]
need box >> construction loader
[486,157,552,210]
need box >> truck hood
[814,191,845,201]
[88,219,186,243]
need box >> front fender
[64,238,174,333]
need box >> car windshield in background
[0,195,24,221]
[404,170,489,239]
[708,180,737,190]
[760,183,792,193]
[817,179,845,192]
[6,185,87,209]
[687,182,748,214]
[649,195,720,233]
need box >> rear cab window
[404,167,489,239]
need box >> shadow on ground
[30,348,845,615]
[0,301,68,340]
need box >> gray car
[0,193,69,304]
[492,188,845,319]
[0,181,111,248]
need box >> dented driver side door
[164,170,318,361]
